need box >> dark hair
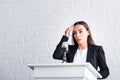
[72,21,95,46]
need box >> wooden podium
[27,63,102,80]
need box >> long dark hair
[72,21,95,46]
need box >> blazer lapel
[69,45,77,62]
[86,45,91,62]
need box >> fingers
[65,26,74,37]
[69,26,74,30]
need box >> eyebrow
[78,28,83,31]
[74,28,83,32]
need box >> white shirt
[73,48,88,63]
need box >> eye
[79,30,83,33]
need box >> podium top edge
[27,63,91,70]
[27,62,91,67]
[27,62,102,78]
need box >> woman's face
[73,24,89,45]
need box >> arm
[97,46,110,79]
[53,35,69,60]
[53,26,74,60]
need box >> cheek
[84,34,89,39]
[73,35,78,42]
[82,33,88,39]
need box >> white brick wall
[0,0,120,80]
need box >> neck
[78,42,88,50]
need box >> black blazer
[53,35,109,79]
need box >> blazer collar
[70,45,92,62]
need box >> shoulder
[89,45,103,51]
[90,45,105,55]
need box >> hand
[65,26,74,37]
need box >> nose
[76,32,80,38]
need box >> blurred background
[0,0,120,80]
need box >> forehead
[73,24,86,31]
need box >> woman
[53,21,109,79]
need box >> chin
[77,41,83,45]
